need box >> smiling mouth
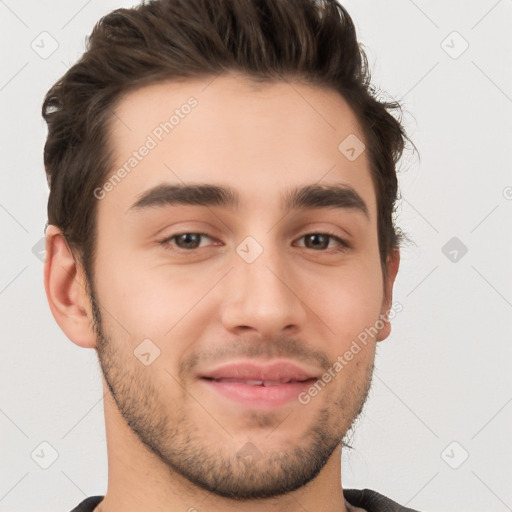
[199,376,318,409]
[197,359,322,408]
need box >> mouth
[198,361,320,409]
[202,377,315,386]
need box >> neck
[98,389,352,512]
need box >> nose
[219,242,308,339]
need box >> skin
[45,74,399,512]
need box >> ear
[44,225,97,349]
[376,247,400,342]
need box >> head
[43,0,410,501]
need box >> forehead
[102,74,376,221]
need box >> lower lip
[200,378,315,409]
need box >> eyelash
[160,231,351,253]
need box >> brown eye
[164,233,213,250]
[296,233,350,252]
[304,234,330,250]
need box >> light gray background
[1,1,511,511]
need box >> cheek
[302,262,384,344]
[93,249,218,341]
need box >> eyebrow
[128,182,369,219]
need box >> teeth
[246,380,264,386]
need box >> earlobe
[44,225,97,349]
[376,247,400,342]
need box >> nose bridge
[220,232,306,336]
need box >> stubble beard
[89,287,374,500]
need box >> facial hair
[89,285,374,500]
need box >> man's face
[89,75,395,499]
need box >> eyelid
[294,231,351,250]
[161,231,215,248]
[160,230,351,252]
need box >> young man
[42,0,417,510]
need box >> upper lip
[198,360,320,383]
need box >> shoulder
[67,495,104,512]
[344,488,422,512]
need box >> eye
[295,232,350,252]
[162,232,214,251]
[159,231,350,253]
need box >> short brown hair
[42,0,412,281]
